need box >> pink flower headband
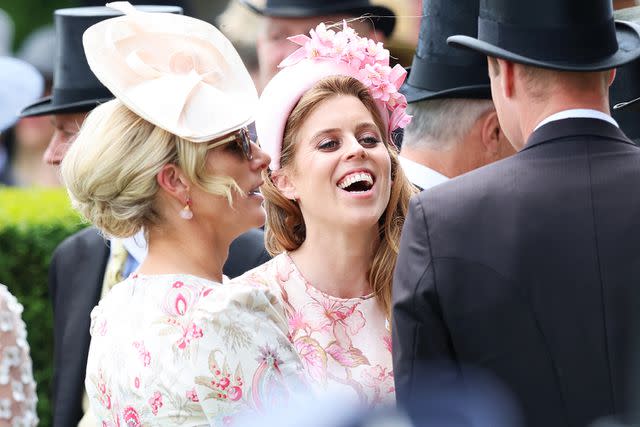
[256,21,412,170]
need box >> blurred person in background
[0,55,45,427]
[398,0,515,190]
[61,4,307,424]
[238,0,396,92]
[19,5,272,427]
[0,56,43,185]
[11,25,59,187]
[233,22,414,406]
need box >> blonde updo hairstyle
[261,75,416,317]
[61,99,242,238]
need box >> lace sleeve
[0,285,38,426]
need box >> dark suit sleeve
[392,195,456,406]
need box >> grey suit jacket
[392,119,640,427]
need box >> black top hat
[239,0,396,38]
[20,5,183,118]
[401,0,490,104]
[447,0,640,72]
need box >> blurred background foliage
[0,188,87,427]
[2,0,78,52]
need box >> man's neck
[518,94,611,145]
[400,146,458,178]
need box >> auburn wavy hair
[261,75,416,317]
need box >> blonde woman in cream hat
[60,2,306,424]
[232,22,415,407]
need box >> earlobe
[271,171,297,201]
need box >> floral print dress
[232,253,395,408]
[84,273,307,426]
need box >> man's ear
[498,58,515,99]
[157,164,190,203]
[271,169,298,201]
[480,110,501,156]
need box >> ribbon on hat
[83,2,257,142]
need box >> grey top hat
[401,0,491,104]
[20,5,183,118]
[447,0,640,72]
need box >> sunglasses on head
[206,127,253,160]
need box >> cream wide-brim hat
[82,2,258,142]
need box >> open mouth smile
[337,170,375,193]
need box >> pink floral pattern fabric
[232,254,395,407]
[85,273,307,426]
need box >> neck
[138,222,230,283]
[290,222,379,298]
[401,145,462,178]
[518,90,610,146]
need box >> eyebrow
[309,121,380,141]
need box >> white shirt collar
[398,155,449,190]
[534,109,618,132]
[112,229,148,265]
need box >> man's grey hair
[403,98,495,151]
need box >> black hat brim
[239,0,395,37]
[447,21,640,72]
[401,66,491,103]
[20,95,114,117]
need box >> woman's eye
[360,136,381,146]
[318,139,339,150]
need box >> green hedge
[0,187,87,427]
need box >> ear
[271,169,298,201]
[607,68,616,87]
[498,58,515,99]
[479,110,501,157]
[157,164,191,204]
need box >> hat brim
[239,0,395,37]
[402,82,491,104]
[448,21,640,72]
[20,95,113,117]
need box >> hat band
[478,17,618,62]
[408,55,488,92]
[52,87,112,105]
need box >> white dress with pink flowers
[84,273,307,426]
[232,253,395,408]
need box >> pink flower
[134,377,140,389]
[186,388,199,402]
[294,336,327,384]
[148,391,163,415]
[190,323,203,339]
[383,334,392,353]
[123,406,141,427]
[172,281,184,288]
[288,311,307,333]
[277,21,411,132]
[227,386,242,401]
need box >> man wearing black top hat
[238,0,396,91]
[20,6,271,427]
[392,0,640,425]
[398,0,515,190]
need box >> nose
[344,135,367,160]
[43,130,74,165]
[249,142,271,171]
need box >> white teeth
[337,172,374,189]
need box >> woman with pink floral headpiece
[232,22,416,407]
